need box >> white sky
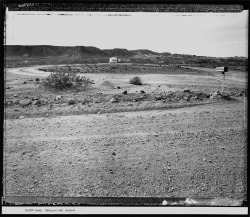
[6,10,248,57]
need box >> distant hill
[5,45,248,70]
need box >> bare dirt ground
[3,64,247,204]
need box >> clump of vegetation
[129,76,142,85]
[43,72,94,90]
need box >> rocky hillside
[5,45,248,70]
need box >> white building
[109,57,118,63]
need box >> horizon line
[5,44,248,59]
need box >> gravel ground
[4,98,247,201]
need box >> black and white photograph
[2,3,248,213]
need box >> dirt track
[4,98,247,200]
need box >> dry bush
[43,72,94,90]
[129,76,142,85]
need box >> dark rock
[122,91,128,95]
[19,99,32,106]
[133,98,140,102]
[112,152,116,155]
[35,78,40,82]
[117,86,121,89]
[23,82,27,84]
[41,99,48,105]
[68,98,76,105]
[32,100,41,106]
[6,86,11,89]
[155,95,163,100]
[110,98,118,103]
[140,90,145,94]
[184,89,191,93]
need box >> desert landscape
[3,45,248,205]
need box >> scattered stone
[221,93,231,100]
[19,99,32,106]
[110,98,118,103]
[55,95,62,101]
[162,200,168,205]
[221,147,225,149]
[184,89,191,93]
[7,101,12,106]
[32,100,41,106]
[122,91,127,95]
[14,94,18,97]
[140,90,145,94]
[19,116,25,119]
[35,78,40,82]
[112,152,116,156]
[109,169,113,174]
[155,95,163,100]
[117,86,121,89]
[133,98,140,102]
[41,99,48,105]
[68,98,76,105]
[23,82,27,84]
[29,79,33,81]
[6,86,11,89]
[210,90,222,99]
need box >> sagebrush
[129,76,142,85]
[43,72,94,90]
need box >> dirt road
[4,98,247,200]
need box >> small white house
[109,57,118,63]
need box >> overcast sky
[6,10,248,57]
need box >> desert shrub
[129,76,142,85]
[43,72,94,90]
